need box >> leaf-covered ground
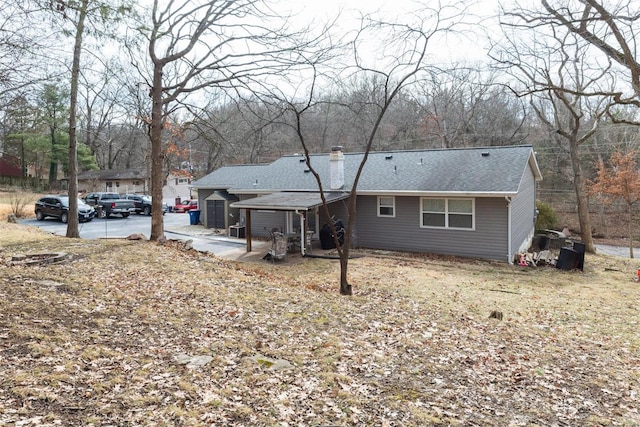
[1,222,639,426]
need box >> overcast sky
[279,0,504,64]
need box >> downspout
[506,196,513,264]
[295,209,306,256]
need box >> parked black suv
[122,194,168,216]
[35,195,96,223]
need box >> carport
[229,191,350,255]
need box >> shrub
[535,200,558,231]
[9,190,31,218]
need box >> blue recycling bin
[188,210,201,225]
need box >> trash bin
[556,247,579,271]
[572,241,586,254]
[320,223,335,249]
[571,241,585,271]
[188,210,201,225]
[535,234,550,251]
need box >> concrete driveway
[596,244,638,258]
[20,211,269,260]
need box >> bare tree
[200,99,287,165]
[539,0,640,111]
[78,60,131,167]
[493,6,621,253]
[0,4,51,108]
[65,0,89,237]
[414,67,527,148]
[266,3,469,295]
[299,91,352,153]
[132,0,323,241]
[43,0,131,238]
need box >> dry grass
[0,188,40,219]
[1,222,639,426]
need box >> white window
[421,198,474,229]
[377,196,395,217]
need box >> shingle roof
[192,164,271,190]
[230,191,350,211]
[192,145,541,195]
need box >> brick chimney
[329,146,344,190]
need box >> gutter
[295,209,306,256]
[356,190,519,198]
[506,196,513,264]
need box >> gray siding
[355,196,509,261]
[237,194,351,239]
[238,194,286,238]
[250,211,287,237]
[510,166,537,259]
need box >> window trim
[420,197,475,230]
[377,196,396,218]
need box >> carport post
[245,209,252,252]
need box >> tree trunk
[628,204,634,259]
[568,140,595,253]
[149,62,165,241]
[338,194,355,296]
[49,127,57,185]
[20,138,26,176]
[339,247,352,295]
[65,0,87,239]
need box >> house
[191,145,542,262]
[162,172,193,208]
[77,168,193,206]
[77,169,149,194]
[0,154,22,178]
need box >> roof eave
[529,149,543,181]
[228,204,313,211]
[357,190,519,197]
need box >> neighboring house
[77,169,149,194]
[0,154,22,178]
[0,153,43,187]
[191,145,542,262]
[162,172,193,207]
